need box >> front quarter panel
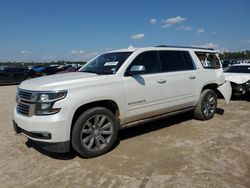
[53,75,126,132]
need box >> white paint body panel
[224,73,250,84]
[217,80,232,104]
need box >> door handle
[157,79,167,84]
[189,75,196,79]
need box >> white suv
[13,46,231,157]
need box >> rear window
[159,51,195,72]
[195,52,221,69]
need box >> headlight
[35,91,67,115]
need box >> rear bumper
[13,120,70,153]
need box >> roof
[108,45,216,53]
[154,45,214,51]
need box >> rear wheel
[194,89,217,120]
[72,107,118,158]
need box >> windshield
[224,65,250,73]
[79,52,132,75]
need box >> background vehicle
[27,65,63,78]
[13,46,231,158]
[43,65,61,75]
[0,66,28,85]
[224,64,250,96]
[26,66,45,79]
[56,66,81,74]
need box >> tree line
[219,50,250,60]
[0,60,87,67]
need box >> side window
[159,51,195,72]
[128,51,161,74]
[195,52,221,69]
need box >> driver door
[123,51,168,123]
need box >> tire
[72,107,118,158]
[194,89,217,120]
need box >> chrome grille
[18,90,33,100]
[17,103,30,116]
[17,89,36,116]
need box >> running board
[121,107,195,129]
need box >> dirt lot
[0,85,250,188]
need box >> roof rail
[154,45,214,51]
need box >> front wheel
[72,107,118,158]
[194,89,217,120]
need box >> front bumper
[13,120,70,153]
[13,104,73,143]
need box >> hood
[224,73,250,84]
[19,72,107,91]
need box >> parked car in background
[27,65,63,79]
[26,66,45,79]
[56,66,81,74]
[0,66,28,85]
[221,60,232,69]
[224,64,250,96]
[43,65,61,75]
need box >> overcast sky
[0,0,250,62]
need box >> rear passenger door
[159,50,199,108]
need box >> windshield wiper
[81,69,114,75]
[95,70,114,75]
[81,70,99,75]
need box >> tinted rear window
[159,51,195,72]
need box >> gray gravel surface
[0,85,250,188]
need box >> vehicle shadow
[118,107,225,141]
[25,139,77,160]
[24,109,225,160]
[118,112,194,141]
[230,95,250,102]
[0,83,19,86]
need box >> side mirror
[127,65,146,76]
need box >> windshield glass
[79,52,132,75]
[224,65,250,73]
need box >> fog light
[41,103,50,110]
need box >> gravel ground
[0,85,250,188]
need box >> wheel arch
[70,100,120,139]
[201,83,220,94]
